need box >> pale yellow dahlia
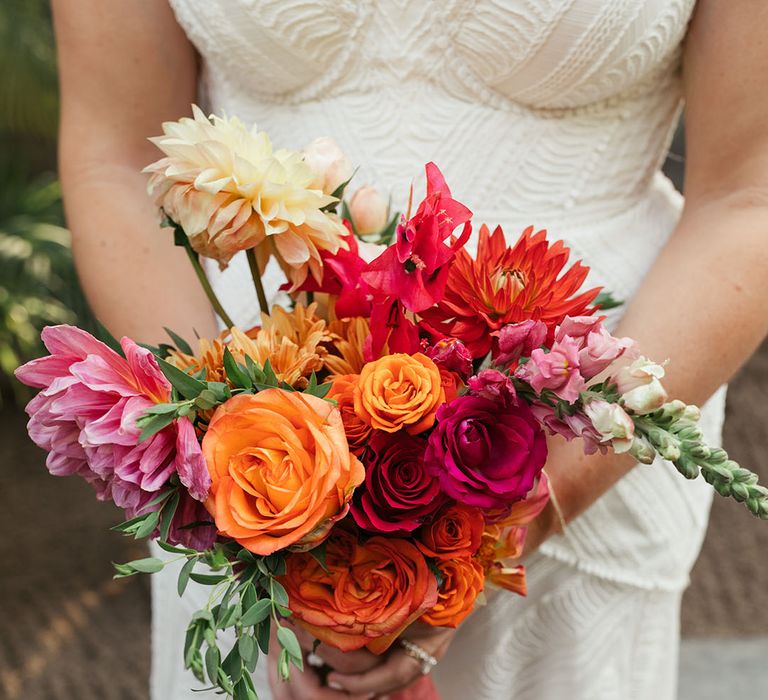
[144,105,348,285]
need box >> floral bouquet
[16,107,768,700]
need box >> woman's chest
[169,0,695,108]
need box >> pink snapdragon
[516,337,586,403]
[555,316,636,380]
[494,320,547,367]
[467,369,517,406]
[15,326,211,519]
[530,403,603,454]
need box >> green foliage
[0,166,93,405]
[0,0,59,141]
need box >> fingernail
[328,680,344,691]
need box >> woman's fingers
[290,623,382,675]
[326,649,423,697]
[314,643,381,675]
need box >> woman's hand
[324,623,457,698]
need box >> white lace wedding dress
[151,1,725,698]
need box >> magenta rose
[425,395,547,509]
[351,431,446,533]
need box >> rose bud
[348,185,389,236]
[303,137,354,195]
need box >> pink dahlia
[15,326,211,528]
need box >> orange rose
[417,503,485,560]
[354,353,445,435]
[421,557,485,628]
[326,374,372,455]
[202,390,364,555]
[281,530,438,653]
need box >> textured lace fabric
[151,2,722,698]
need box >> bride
[52,1,768,698]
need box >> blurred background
[1,3,767,699]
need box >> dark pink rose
[351,431,446,534]
[425,395,547,509]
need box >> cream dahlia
[144,105,348,286]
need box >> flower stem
[183,246,235,328]
[246,248,270,317]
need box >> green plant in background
[0,0,92,405]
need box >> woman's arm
[529,0,768,544]
[53,0,217,343]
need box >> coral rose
[417,503,485,560]
[354,353,445,435]
[420,557,485,628]
[202,390,364,555]
[281,530,438,653]
[326,374,372,455]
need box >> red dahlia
[421,224,602,358]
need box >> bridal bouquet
[16,107,768,699]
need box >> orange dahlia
[421,225,601,358]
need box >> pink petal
[174,418,210,501]
[121,339,171,402]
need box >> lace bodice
[169,0,695,226]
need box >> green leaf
[341,200,358,237]
[157,356,207,399]
[134,510,161,539]
[96,320,125,357]
[205,644,221,684]
[256,619,271,655]
[184,623,203,668]
[224,348,251,389]
[178,557,196,596]
[262,358,279,387]
[189,572,230,585]
[156,540,196,556]
[141,402,181,416]
[127,557,165,574]
[159,490,181,542]
[112,562,137,579]
[308,542,329,573]
[594,290,624,311]
[137,411,177,443]
[240,599,272,627]
[270,579,290,608]
[164,327,194,355]
[238,635,259,673]
[241,582,257,611]
[376,211,400,246]
[277,626,302,662]
[221,644,243,684]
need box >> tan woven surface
[2,340,767,699]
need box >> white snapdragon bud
[584,399,635,453]
[613,356,666,394]
[621,377,668,414]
